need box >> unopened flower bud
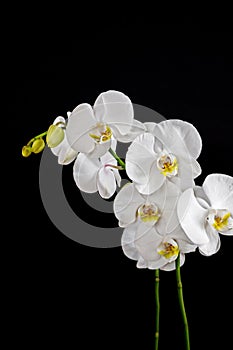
[22,145,32,157]
[46,125,65,148]
[31,138,45,154]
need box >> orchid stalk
[176,253,190,350]
[27,131,48,144]
[155,269,160,350]
[108,148,126,169]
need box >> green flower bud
[22,145,32,157]
[31,138,45,154]
[46,125,65,148]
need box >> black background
[11,10,233,350]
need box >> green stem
[155,269,160,350]
[108,148,125,169]
[176,253,190,350]
[27,131,48,146]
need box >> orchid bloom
[65,90,142,159]
[114,181,197,270]
[73,139,121,199]
[126,120,202,195]
[49,114,78,165]
[177,174,233,256]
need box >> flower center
[138,203,161,224]
[207,209,233,233]
[157,153,178,177]
[157,239,179,261]
[89,123,112,143]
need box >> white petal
[177,188,209,244]
[136,256,148,269]
[176,237,197,254]
[126,133,155,182]
[66,103,96,153]
[192,158,202,178]
[58,150,78,165]
[219,228,233,236]
[51,141,63,157]
[164,221,196,250]
[73,153,99,193]
[144,122,157,134]
[203,174,233,213]
[126,133,165,194]
[150,181,180,235]
[177,155,200,191]
[161,253,185,271]
[147,258,167,270]
[53,116,66,125]
[169,176,182,188]
[100,146,121,186]
[110,119,146,143]
[100,138,117,166]
[193,186,210,208]
[134,161,165,195]
[162,183,181,234]
[144,123,163,152]
[199,224,221,256]
[110,137,117,152]
[113,183,144,227]
[51,136,78,165]
[129,132,156,156]
[87,139,111,159]
[93,90,134,135]
[121,222,140,261]
[113,170,121,187]
[50,132,66,157]
[146,181,168,209]
[151,119,202,159]
[97,167,117,199]
[135,224,163,262]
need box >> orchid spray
[22,90,233,350]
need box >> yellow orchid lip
[206,209,233,234]
[157,241,179,260]
[157,153,178,177]
[212,212,231,231]
[138,203,161,223]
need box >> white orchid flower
[177,174,233,256]
[126,120,202,195]
[65,90,139,159]
[50,114,78,165]
[114,181,197,270]
[73,139,121,199]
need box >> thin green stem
[176,253,190,350]
[27,131,48,146]
[155,269,160,350]
[108,148,125,169]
